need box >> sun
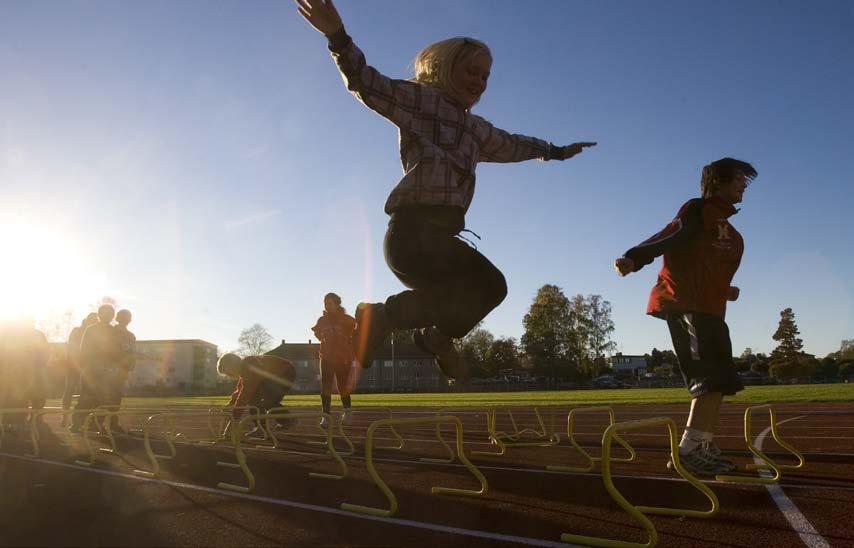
[0,219,102,326]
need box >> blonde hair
[413,37,491,99]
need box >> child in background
[615,157,757,476]
[218,352,296,436]
[312,293,357,427]
[295,0,596,379]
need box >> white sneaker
[319,416,329,429]
[667,443,736,476]
[342,409,353,426]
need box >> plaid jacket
[328,29,555,215]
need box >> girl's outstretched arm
[295,0,342,36]
[294,0,427,130]
[474,114,596,164]
[551,142,597,160]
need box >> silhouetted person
[311,293,357,427]
[0,316,49,428]
[105,309,136,433]
[615,157,757,476]
[71,304,118,432]
[61,312,98,425]
[217,353,295,437]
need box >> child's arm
[474,115,596,163]
[296,0,426,129]
[615,199,704,275]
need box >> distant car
[591,377,631,389]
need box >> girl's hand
[556,141,597,160]
[727,286,740,301]
[614,256,634,277]
[295,0,343,36]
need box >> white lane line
[0,452,584,548]
[754,416,831,548]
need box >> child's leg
[334,361,352,408]
[319,360,335,414]
[383,213,507,338]
[62,367,79,410]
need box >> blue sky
[1,0,851,358]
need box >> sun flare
[0,220,103,328]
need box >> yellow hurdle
[561,417,719,548]
[472,407,560,457]
[716,404,805,484]
[0,407,60,458]
[132,410,233,477]
[420,406,495,463]
[341,415,488,517]
[216,412,348,494]
[547,406,636,473]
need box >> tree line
[234,295,852,386]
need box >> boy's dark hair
[700,158,757,198]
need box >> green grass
[47,383,853,409]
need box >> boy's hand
[727,286,740,301]
[295,0,343,36]
[614,256,634,276]
[556,141,597,160]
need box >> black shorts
[666,312,744,398]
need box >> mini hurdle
[341,415,488,517]
[547,406,636,473]
[129,410,234,477]
[472,406,560,457]
[561,416,719,548]
[716,404,805,484]
[216,412,348,494]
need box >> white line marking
[0,452,584,548]
[754,416,831,548]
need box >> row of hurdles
[0,403,805,548]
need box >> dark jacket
[312,309,356,364]
[624,196,743,320]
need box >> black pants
[250,381,288,414]
[62,366,81,410]
[72,367,111,428]
[667,312,744,398]
[383,207,507,339]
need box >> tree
[488,337,520,374]
[522,285,574,387]
[771,308,804,360]
[37,308,75,342]
[647,348,664,370]
[568,294,617,378]
[751,353,770,375]
[458,328,495,378]
[735,347,757,373]
[769,354,819,381]
[816,357,839,381]
[829,339,854,361]
[237,324,273,356]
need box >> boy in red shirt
[615,157,757,476]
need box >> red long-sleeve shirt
[623,196,743,320]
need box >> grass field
[46,382,853,409]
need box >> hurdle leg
[561,417,718,548]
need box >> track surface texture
[0,402,851,548]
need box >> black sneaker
[667,443,737,476]
[413,327,469,380]
[353,303,388,368]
